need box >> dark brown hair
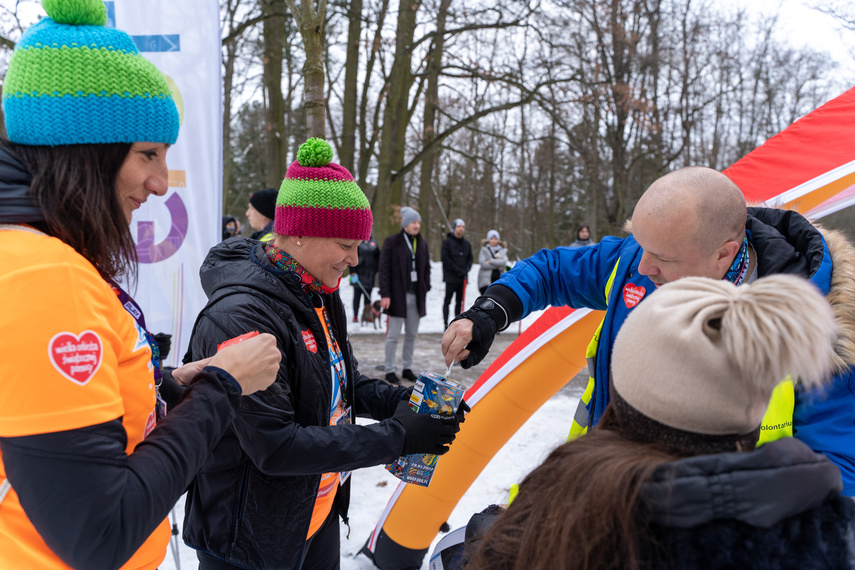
[4,139,135,280]
[467,406,679,570]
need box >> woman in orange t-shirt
[0,1,278,569]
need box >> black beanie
[249,188,278,220]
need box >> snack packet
[217,330,259,351]
[386,372,465,486]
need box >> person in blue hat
[0,2,278,568]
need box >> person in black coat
[378,207,431,384]
[349,235,381,322]
[183,140,463,570]
[440,218,473,328]
[466,275,855,570]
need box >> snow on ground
[340,260,545,335]
[160,261,579,569]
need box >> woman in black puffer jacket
[183,139,465,570]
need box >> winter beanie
[3,0,180,146]
[487,230,500,241]
[400,206,421,229]
[249,188,278,220]
[452,218,465,229]
[275,138,372,240]
[611,276,838,436]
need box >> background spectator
[222,215,241,241]
[246,187,277,241]
[441,218,473,328]
[350,234,381,322]
[477,230,508,295]
[569,223,596,248]
[379,207,431,384]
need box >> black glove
[451,309,496,369]
[392,400,461,456]
[457,399,470,419]
[153,332,172,360]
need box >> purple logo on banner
[136,193,189,263]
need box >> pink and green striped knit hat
[275,138,372,240]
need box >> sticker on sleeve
[48,331,104,386]
[623,284,646,308]
[143,410,156,439]
[302,329,318,353]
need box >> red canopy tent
[724,86,855,219]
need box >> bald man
[442,166,855,496]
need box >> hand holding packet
[386,372,466,486]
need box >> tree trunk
[373,0,421,240]
[222,39,237,210]
[418,0,452,248]
[340,0,362,172]
[285,0,328,139]
[262,0,288,186]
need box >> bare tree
[284,0,328,137]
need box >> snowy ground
[160,261,581,570]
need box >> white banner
[111,0,222,367]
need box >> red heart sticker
[623,284,646,308]
[302,330,318,353]
[48,331,104,386]
[143,411,156,440]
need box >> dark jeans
[196,509,340,570]
[443,281,466,325]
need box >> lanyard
[404,233,417,273]
[315,305,348,406]
[105,277,163,389]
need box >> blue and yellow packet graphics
[386,372,465,487]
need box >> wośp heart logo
[623,284,646,309]
[48,331,104,386]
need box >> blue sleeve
[494,236,625,316]
[793,370,855,497]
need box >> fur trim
[815,225,855,371]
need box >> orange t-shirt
[0,228,169,569]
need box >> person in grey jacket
[477,230,508,295]
[467,275,855,570]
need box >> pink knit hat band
[286,161,354,182]
[274,204,372,241]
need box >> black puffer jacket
[182,238,409,570]
[0,144,44,225]
[353,236,381,286]
[640,438,855,569]
[441,233,473,284]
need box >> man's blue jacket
[489,208,855,495]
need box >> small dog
[361,300,383,329]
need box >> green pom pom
[43,0,107,26]
[297,138,333,168]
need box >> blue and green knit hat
[3,0,180,146]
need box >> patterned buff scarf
[264,243,339,295]
[723,235,750,286]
